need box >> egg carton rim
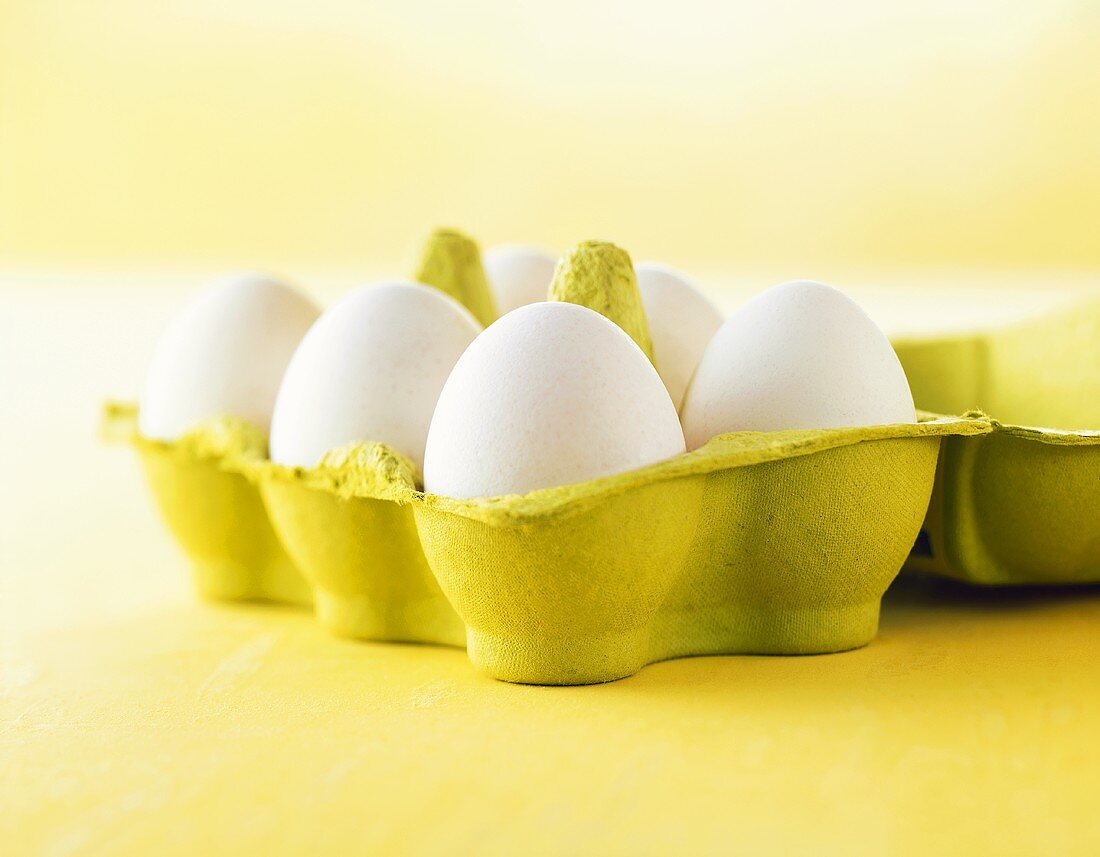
[103,402,997,525]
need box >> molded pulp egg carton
[895,295,1100,586]
[105,231,994,685]
[104,404,983,685]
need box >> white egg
[269,282,481,470]
[680,280,915,449]
[635,262,724,410]
[482,245,558,315]
[139,272,320,441]
[423,301,686,498]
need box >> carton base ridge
[652,601,882,661]
[313,589,465,647]
[466,628,651,686]
[190,556,312,607]
[467,601,881,685]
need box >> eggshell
[139,272,320,441]
[482,245,558,315]
[269,282,481,470]
[635,262,724,409]
[680,280,915,449]
[423,301,686,498]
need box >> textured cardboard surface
[107,405,986,684]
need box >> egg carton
[104,402,985,684]
[896,295,1100,585]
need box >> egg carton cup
[104,402,986,684]
[895,295,1100,586]
[103,404,313,606]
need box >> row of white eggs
[139,246,915,498]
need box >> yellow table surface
[4,273,1100,856]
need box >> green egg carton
[412,416,983,684]
[895,295,1100,585]
[105,402,985,684]
[258,444,464,647]
[102,404,312,607]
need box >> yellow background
[4,2,1100,854]
[7,573,1100,856]
[2,0,1100,276]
